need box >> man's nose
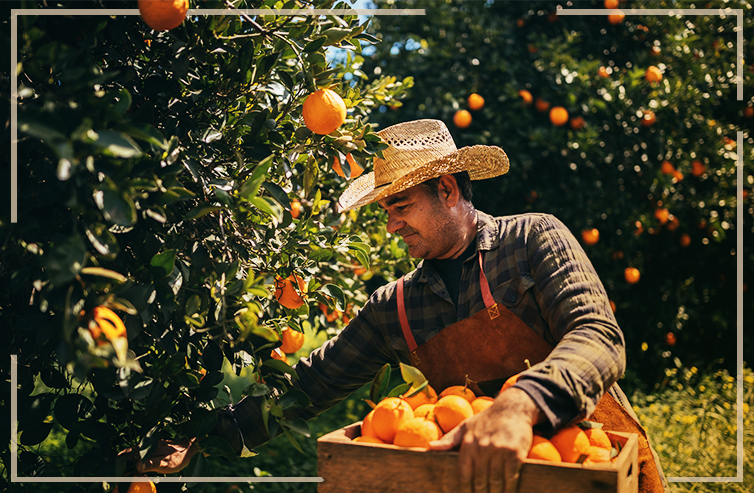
[386,213,405,234]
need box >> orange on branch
[604,0,619,8]
[598,66,610,78]
[333,154,364,179]
[138,0,188,32]
[665,332,677,346]
[527,435,562,462]
[88,306,127,345]
[467,93,485,110]
[280,327,305,354]
[570,116,586,130]
[645,66,663,83]
[641,110,656,127]
[114,480,157,493]
[518,89,533,105]
[274,274,307,309]
[581,228,600,246]
[680,234,692,247]
[661,161,676,174]
[471,396,495,414]
[302,88,347,135]
[535,97,550,113]
[401,384,438,410]
[372,397,414,443]
[608,12,625,24]
[550,426,591,463]
[270,348,288,364]
[549,106,569,126]
[654,208,670,225]
[439,385,476,403]
[434,395,474,433]
[745,107,754,118]
[290,199,301,219]
[624,267,641,285]
[393,417,443,449]
[453,110,472,128]
[692,160,706,177]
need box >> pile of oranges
[528,424,615,465]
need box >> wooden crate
[317,422,638,493]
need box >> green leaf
[262,181,291,209]
[304,37,327,53]
[280,418,311,437]
[387,383,411,398]
[262,359,298,379]
[79,267,127,282]
[150,249,176,276]
[92,130,142,158]
[281,427,304,453]
[184,205,222,221]
[277,389,312,410]
[198,436,239,463]
[94,189,137,227]
[320,284,345,311]
[399,362,427,388]
[21,422,54,446]
[369,363,391,404]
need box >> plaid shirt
[216,211,629,452]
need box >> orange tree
[0,0,412,489]
[360,0,753,393]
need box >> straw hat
[337,119,509,212]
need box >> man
[139,119,668,493]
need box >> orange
[550,426,591,463]
[650,46,662,56]
[527,435,562,462]
[372,397,414,443]
[501,373,520,393]
[584,445,612,464]
[280,327,305,354]
[518,89,533,105]
[318,303,342,322]
[302,88,346,135]
[114,480,157,493]
[666,216,680,231]
[604,0,619,8]
[290,199,301,219]
[453,110,472,128]
[361,409,378,438]
[274,274,306,309]
[393,417,443,449]
[467,93,485,111]
[516,19,525,28]
[641,110,656,127]
[661,161,675,174]
[634,221,644,236]
[333,154,363,179]
[570,116,586,130]
[88,306,127,345]
[654,208,669,225]
[608,12,625,24]
[609,300,617,313]
[584,428,612,450]
[680,234,692,247]
[624,267,640,285]
[534,97,550,113]
[581,228,599,246]
[665,332,677,346]
[439,386,476,403]
[270,347,288,364]
[471,396,494,414]
[745,107,754,118]
[645,66,663,83]
[673,170,684,182]
[549,106,569,126]
[414,404,437,422]
[692,160,705,177]
[138,0,188,31]
[401,384,438,410]
[598,66,610,78]
[353,435,385,444]
[434,395,474,433]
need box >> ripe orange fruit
[584,445,612,464]
[609,300,617,313]
[471,396,495,415]
[666,216,680,231]
[598,66,610,78]
[353,435,385,444]
[114,480,157,493]
[661,161,675,174]
[318,303,342,323]
[413,404,437,421]
[654,208,669,225]
[467,93,485,111]
[302,88,347,135]
[608,12,625,24]
[88,306,127,345]
[274,274,307,309]
[372,397,415,443]
[641,110,657,127]
[581,228,599,246]
[604,0,619,8]
[439,386,476,403]
[680,233,692,247]
[745,107,754,118]
[624,267,641,284]
[270,347,288,364]
[550,426,591,463]
[280,327,305,353]
[650,46,661,56]
[516,18,525,28]
[518,89,533,105]
[665,332,677,346]
[549,107,569,126]
[584,428,612,450]
[535,97,550,113]
[401,384,438,410]
[570,116,586,130]
[393,417,443,449]
[692,160,706,177]
[138,0,188,31]
[361,409,378,438]
[290,199,301,219]
[645,66,663,83]
[527,435,562,462]
[333,154,364,179]
[673,170,684,182]
[434,395,474,433]
[453,110,472,128]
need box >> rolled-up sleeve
[512,215,626,432]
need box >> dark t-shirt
[426,237,478,309]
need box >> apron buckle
[487,304,500,320]
[409,352,421,366]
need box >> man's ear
[437,175,460,207]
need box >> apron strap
[397,277,418,352]
[397,249,495,353]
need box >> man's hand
[118,437,201,475]
[429,388,545,493]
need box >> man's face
[377,183,459,260]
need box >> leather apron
[396,251,667,493]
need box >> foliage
[1,0,413,488]
[360,0,754,394]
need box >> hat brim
[337,145,509,212]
